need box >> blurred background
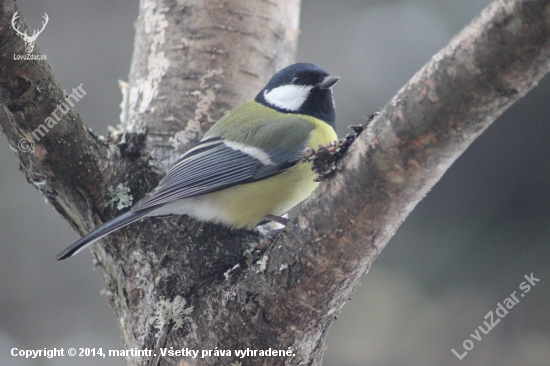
[1,0,549,365]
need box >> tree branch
[1,0,549,365]
[262,0,550,363]
[0,2,135,238]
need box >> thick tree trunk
[1,0,550,365]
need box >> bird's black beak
[316,75,339,89]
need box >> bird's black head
[255,63,338,128]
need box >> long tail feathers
[55,207,157,260]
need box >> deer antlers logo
[11,11,49,54]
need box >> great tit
[56,63,339,260]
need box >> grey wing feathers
[131,138,303,212]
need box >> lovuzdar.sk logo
[11,11,48,60]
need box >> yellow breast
[207,115,337,229]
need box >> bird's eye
[292,77,301,85]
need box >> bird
[56,63,339,260]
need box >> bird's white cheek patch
[263,85,313,111]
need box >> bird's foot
[261,227,285,247]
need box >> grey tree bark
[1,0,550,365]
